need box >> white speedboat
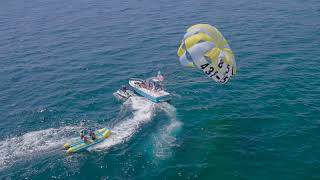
[113,87,135,101]
[129,72,171,103]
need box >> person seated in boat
[83,135,89,143]
[80,130,85,139]
[80,129,95,142]
[80,130,89,143]
[139,81,147,89]
[154,82,162,92]
[89,130,96,141]
[158,82,164,91]
[148,81,154,90]
[148,78,163,92]
[154,71,164,91]
[121,85,128,92]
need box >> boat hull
[129,80,171,103]
[113,89,134,101]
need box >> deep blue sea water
[0,0,320,179]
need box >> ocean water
[0,0,319,179]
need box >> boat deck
[129,80,170,98]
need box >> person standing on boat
[156,71,164,81]
[155,71,164,91]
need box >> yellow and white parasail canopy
[177,24,236,84]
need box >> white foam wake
[0,126,81,170]
[152,103,182,159]
[94,97,182,159]
[94,96,155,150]
[0,96,182,170]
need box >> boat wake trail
[95,97,182,160]
[0,126,81,171]
[94,96,155,150]
[0,97,182,171]
[152,102,182,159]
